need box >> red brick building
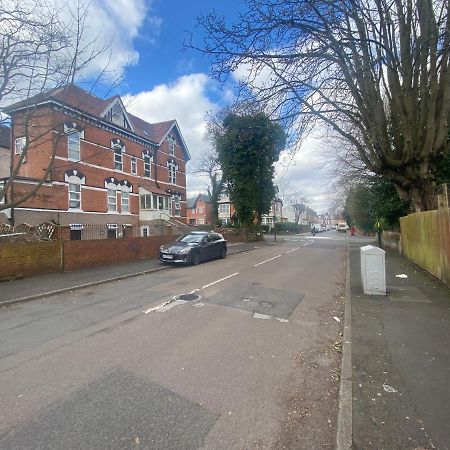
[1,84,190,238]
[186,193,213,225]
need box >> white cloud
[276,131,334,213]
[122,74,220,196]
[58,0,153,80]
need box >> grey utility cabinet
[360,245,386,295]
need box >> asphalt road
[0,232,348,449]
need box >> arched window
[119,180,133,214]
[167,159,178,185]
[142,150,153,178]
[64,169,85,210]
[105,177,120,212]
[111,139,125,171]
[167,135,175,155]
[64,122,84,161]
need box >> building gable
[100,97,135,132]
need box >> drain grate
[175,293,201,302]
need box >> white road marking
[252,313,290,323]
[144,299,176,314]
[285,248,299,254]
[302,242,310,246]
[157,300,187,312]
[253,313,272,320]
[201,272,239,290]
[254,255,282,267]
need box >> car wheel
[220,247,227,259]
[191,252,201,265]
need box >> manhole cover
[175,293,201,301]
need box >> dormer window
[104,101,131,130]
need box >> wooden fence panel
[401,209,450,285]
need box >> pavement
[348,239,450,450]
[2,234,449,449]
[0,241,266,307]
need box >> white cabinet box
[360,245,386,295]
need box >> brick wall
[0,241,62,278]
[11,106,188,221]
[63,235,175,271]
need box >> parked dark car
[159,231,227,265]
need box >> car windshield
[177,234,204,244]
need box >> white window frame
[69,183,81,210]
[143,154,152,178]
[107,188,117,212]
[114,146,123,171]
[68,131,81,161]
[172,195,181,216]
[0,181,5,204]
[121,190,130,213]
[15,136,26,155]
[139,193,170,211]
[219,204,230,214]
[168,161,177,184]
[131,156,137,175]
[167,136,175,155]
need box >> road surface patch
[207,283,304,320]
[0,369,217,450]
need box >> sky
[77,0,333,214]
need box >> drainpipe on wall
[9,125,15,227]
[154,147,160,189]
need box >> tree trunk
[395,179,437,212]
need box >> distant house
[0,125,11,219]
[218,193,283,227]
[217,194,235,226]
[0,125,10,178]
[186,193,213,225]
[261,198,283,227]
[1,84,190,237]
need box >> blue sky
[123,0,244,98]
[78,0,331,213]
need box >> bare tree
[190,0,450,211]
[0,0,113,213]
[192,147,225,225]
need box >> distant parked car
[159,231,227,265]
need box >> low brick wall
[0,230,249,278]
[382,231,402,253]
[401,209,450,286]
[0,241,62,278]
[63,235,175,271]
[221,231,247,243]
